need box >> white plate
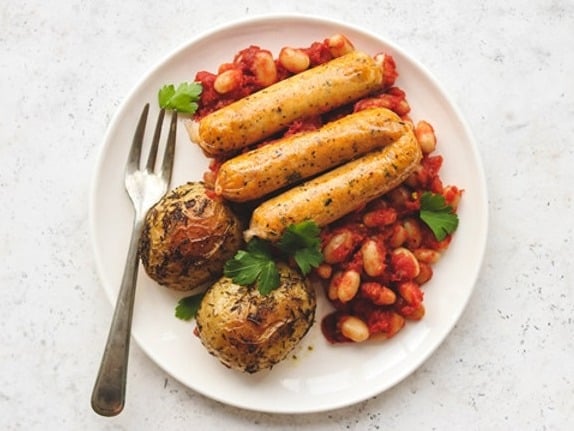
[90,14,488,414]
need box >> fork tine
[145,108,166,172]
[127,103,149,173]
[160,111,178,187]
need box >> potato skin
[195,263,316,373]
[139,181,243,291]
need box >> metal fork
[91,104,177,416]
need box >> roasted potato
[139,181,243,291]
[195,263,316,373]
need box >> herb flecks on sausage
[215,108,409,202]
[194,51,383,157]
[245,126,422,242]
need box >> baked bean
[443,185,463,210]
[414,248,441,264]
[362,207,397,227]
[213,68,242,94]
[327,272,341,301]
[361,282,396,305]
[217,62,236,73]
[323,229,355,264]
[357,87,410,117]
[398,281,424,306]
[415,120,437,154]
[252,50,278,87]
[279,47,311,73]
[389,224,408,248]
[414,263,433,285]
[387,186,411,208]
[315,263,333,280]
[391,247,420,280]
[393,97,411,117]
[373,53,398,87]
[325,34,355,57]
[373,53,385,67]
[361,239,385,277]
[339,315,370,342]
[403,218,423,249]
[405,304,425,321]
[386,312,406,338]
[396,297,426,321]
[335,270,361,303]
[367,311,405,339]
[328,270,361,302]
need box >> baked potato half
[139,181,243,291]
[195,263,316,373]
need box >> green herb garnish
[158,82,202,113]
[174,293,204,321]
[224,220,324,295]
[419,191,459,241]
[277,220,324,275]
[223,238,280,296]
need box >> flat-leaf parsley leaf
[158,82,202,113]
[277,220,323,275]
[419,192,459,241]
[223,238,280,295]
[223,221,324,295]
[175,293,204,321]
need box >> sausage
[215,108,408,202]
[244,126,422,242]
[187,51,384,157]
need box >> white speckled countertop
[1,0,573,429]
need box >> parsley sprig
[223,238,280,296]
[419,192,459,241]
[276,220,324,274]
[158,82,202,113]
[224,220,324,295]
[175,221,323,320]
[175,293,204,321]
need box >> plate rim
[89,12,489,414]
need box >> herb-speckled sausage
[188,51,384,157]
[245,126,422,242]
[215,108,407,202]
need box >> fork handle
[91,217,144,416]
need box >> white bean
[213,69,242,94]
[279,47,310,73]
[361,239,385,277]
[340,316,369,342]
[336,270,361,303]
[326,34,355,57]
[252,51,277,87]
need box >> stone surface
[1,1,573,429]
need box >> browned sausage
[244,126,422,242]
[215,108,407,202]
[187,51,384,157]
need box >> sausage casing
[215,108,407,202]
[190,51,383,157]
[245,126,422,241]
